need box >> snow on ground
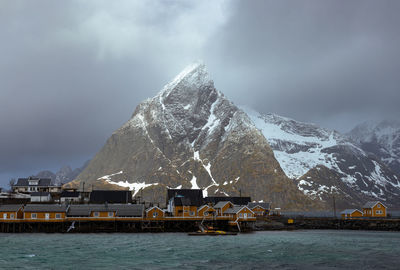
[97,171,124,181]
[190,175,199,189]
[99,171,158,197]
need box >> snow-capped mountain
[348,120,400,176]
[67,62,317,210]
[243,108,400,207]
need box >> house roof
[24,204,67,212]
[146,206,165,213]
[247,202,271,210]
[204,196,251,205]
[14,177,52,187]
[167,189,203,206]
[31,192,51,197]
[67,204,144,217]
[0,204,24,212]
[213,201,233,209]
[60,191,80,198]
[341,209,362,214]
[224,206,253,215]
[89,190,132,204]
[363,201,386,209]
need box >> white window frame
[3,213,7,219]
[153,211,158,218]
[31,213,37,219]
[93,212,99,217]
[204,212,209,216]
[108,212,114,217]
[10,213,14,219]
[45,213,50,220]
[377,204,381,208]
[239,213,243,218]
[55,213,61,219]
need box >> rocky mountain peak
[68,63,319,210]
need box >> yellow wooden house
[146,206,165,220]
[23,204,67,221]
[213,201,234,216]
[223,206,255,221]
[362,201,387,218]
[197,205,216,217]
[0,204,24,220]
[340,209,363,219]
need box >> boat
[188,230,237,236]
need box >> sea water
[0,230,399,269]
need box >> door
[45,213,50,220]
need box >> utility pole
[333,192,336,218]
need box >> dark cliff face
[66,63,321,210]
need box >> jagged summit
[157,61,213,102]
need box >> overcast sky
[1,0,399,187]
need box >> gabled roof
[0,204,24,212]
[204,196,251,205]
[90,190,132,204]
[167,189,203,206]
[363,201,386,209]
[146,206,165,213]
[341,209,362,215]
[248,202,271,210]
[224,206,254,215]
[24,204,67,212]
[213,201,233,209]
[14,178,52,187]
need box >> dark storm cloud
[205,0,400,131]
[0,0,229,185]
[1,0,399,186]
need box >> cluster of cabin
[341,201,387,219]
[0,189,271,225]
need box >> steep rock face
[347,120,400,176]
[67,63,318,209]
[244,108,400,207]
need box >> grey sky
[1,0,399,186]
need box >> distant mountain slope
[66,62,320,210]
[243,108,400,207]
[36,161,89,185]
[347,120,400,175]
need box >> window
[190,211,195,216]
[55,213,61,219]
[93,212,99,217]
[153,211,158,218]
[204,212,209,216]
[376,210,382,214]
[108,212,114,217]
[31,213,37,219]
[45,213,50,219]
[377,204,381,208]
[3,213,7,219]
[239,213,243,218]
[10,214,14,219]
